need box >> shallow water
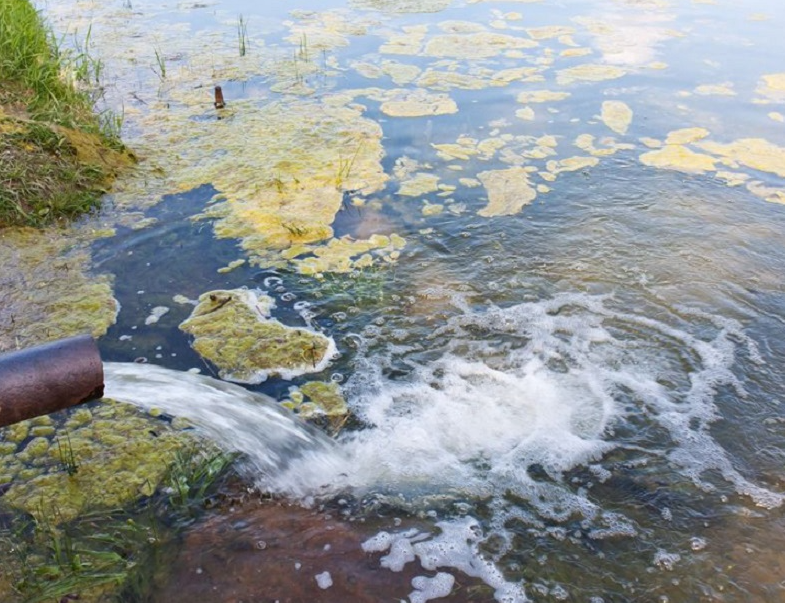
[18,0,785,600]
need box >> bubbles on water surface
[104,293,783,603]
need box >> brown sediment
[152,494,491,602]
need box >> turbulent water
[104,289,784,601]
[33,0,785,600]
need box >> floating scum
[639,128,785,204]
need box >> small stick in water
[214,85,226,109]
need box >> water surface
[34,0,785,600]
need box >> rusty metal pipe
[0,335,104,428]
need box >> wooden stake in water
[214,85,226,109]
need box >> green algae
[398,172,441,196]
[424,32,537,59]
[556,64,627,85]
[416,66,539,91]
[516,90,571,103]
[351,0,453,12]
[0,400,193,524]
[288,234,405,275]
[184,99,389,266]
[284,10,378,51]
[600,101,633,135]
[299,381,349,418]
[179,288,335,383]
[0,228,117,353]
[639,144,717,173]
[360,88,459,116]
[477,167,537,217]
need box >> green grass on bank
[0,0,133,227]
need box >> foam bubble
[106,292,783,603]
[315,571,333,589]
[410,572,456,603]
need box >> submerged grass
[0,0,133,227]
[0,437,238,601]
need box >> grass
[0,438,238,601]
[237,14,248,57]
[335,142,363,190]
[1,508,148,603]
[161,443,237,523]
[0,0,133,228]
[152,47,166,80]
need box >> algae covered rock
[179,288,336,384]
[299,381,348,418]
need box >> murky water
[13,0,785,600]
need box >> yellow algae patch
[393,155,423,180]
[0,228,118,352]
[695,83,736,96]
[649,61,668,69]
[600,100,633,135]
[459,177,481,187]
[180,289,335,383]
[640,145,716,173]
[438,20,487,33]
[556,64,626,85]
[189,99,387,260]
[769,112,785,123]
[561,48,592,58]
[747,181,785,204]
[432,135,506,161]
[546,156,599,175]
[422,202,445,216]
[367,88,458,116]
[352,0,453,12]
[525,26,576,40]
[665,127,710,145]
[289,234,404,274]
[217,259,246,274]
[417,66,539,91]
[714,171,750,187]
[424,32,537,59]
[477,167,537,217]
[756,73,785,103]
[354,60,421,84]
[516,106,535,121]
[517,90,571,103]
[380,24,428,55]
[697,138,785,178]
[576,134,634,156]
[398,172,441,196]
[640,137,663,148]
[380,60,422,84]
[354,62,384,79]
[285,10,376,51]
[297,381,348,420]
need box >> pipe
[0,335,104,428]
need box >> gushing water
[103,362,347,495]
[104,293,783,602]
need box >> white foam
[104,292,783,603]
[315,571,333,589]
[410,572,455,603]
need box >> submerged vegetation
[0,400,237,602]
[0,0,132,227]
